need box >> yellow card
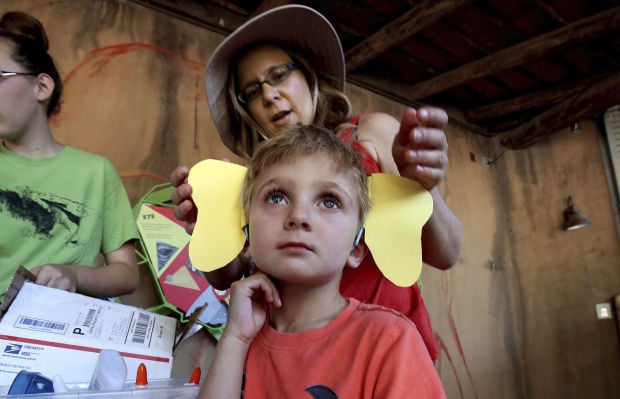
[188,159,247,272]
[365,173,433,287]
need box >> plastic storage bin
[0,378,200,398]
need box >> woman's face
[0,38,40,142]
[236,44,314,135]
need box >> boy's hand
[224,272,281,345]
[392,107,449,190]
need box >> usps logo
[4,344,22,354]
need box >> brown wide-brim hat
[205,5,345,154]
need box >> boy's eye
[266,192,286,204]
[321,197,341,209]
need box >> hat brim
[205,5,345,154]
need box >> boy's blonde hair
[242,125,370,229]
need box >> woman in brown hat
[170,5,462,362]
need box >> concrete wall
[2,1,619,397]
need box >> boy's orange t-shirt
[242,298,446,398]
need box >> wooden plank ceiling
[130,0,620,149]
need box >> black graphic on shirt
[239,373,339,398]
[0,188,85,246]
[306,385,339,398]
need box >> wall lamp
[562,196,591,231]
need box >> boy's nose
[285,204,311,230]
[287,219,310,229]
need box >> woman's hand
[392,107,449,190]
[170,165,197,235]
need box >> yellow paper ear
[188,159,247,272]
[364,173,433,287]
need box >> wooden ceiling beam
[344,0,473,71]
[465,72,613,123]
[532,0,568,24]
[500,71,620,149]
[345,73,492,136]
[128,0,247,35]
[407,6,620,100]
[253,0,292,16]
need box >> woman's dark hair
[0,11,62,116]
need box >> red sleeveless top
[338,115,440,360]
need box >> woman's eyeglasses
[237,63,296,104]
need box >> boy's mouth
[279,242,312,251]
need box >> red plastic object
[135,363,148,386]
[188,367,201,384]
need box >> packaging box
[0,276,177,386]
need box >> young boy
[198,125,446,398]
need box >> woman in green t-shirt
[0,11,139,298]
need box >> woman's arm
[204,251,251,290]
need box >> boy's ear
[34,73,54,103]
[346,241,367,269]
[243,225,249,241]
[242,239,250,255]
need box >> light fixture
[562,196,591,231]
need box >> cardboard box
[0,273,177,386]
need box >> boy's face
[248,154,362,286]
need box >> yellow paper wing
[188,159,247,272]
[365,173,433,287]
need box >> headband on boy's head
[187,159,433,288]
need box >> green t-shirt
[0,144,138,295]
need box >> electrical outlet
[596,303,612,319]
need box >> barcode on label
[82,308,97,328]
[131,313,151,344]
[15,316,68,334]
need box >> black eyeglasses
[237,63,296,104]
[0,70,38,79]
